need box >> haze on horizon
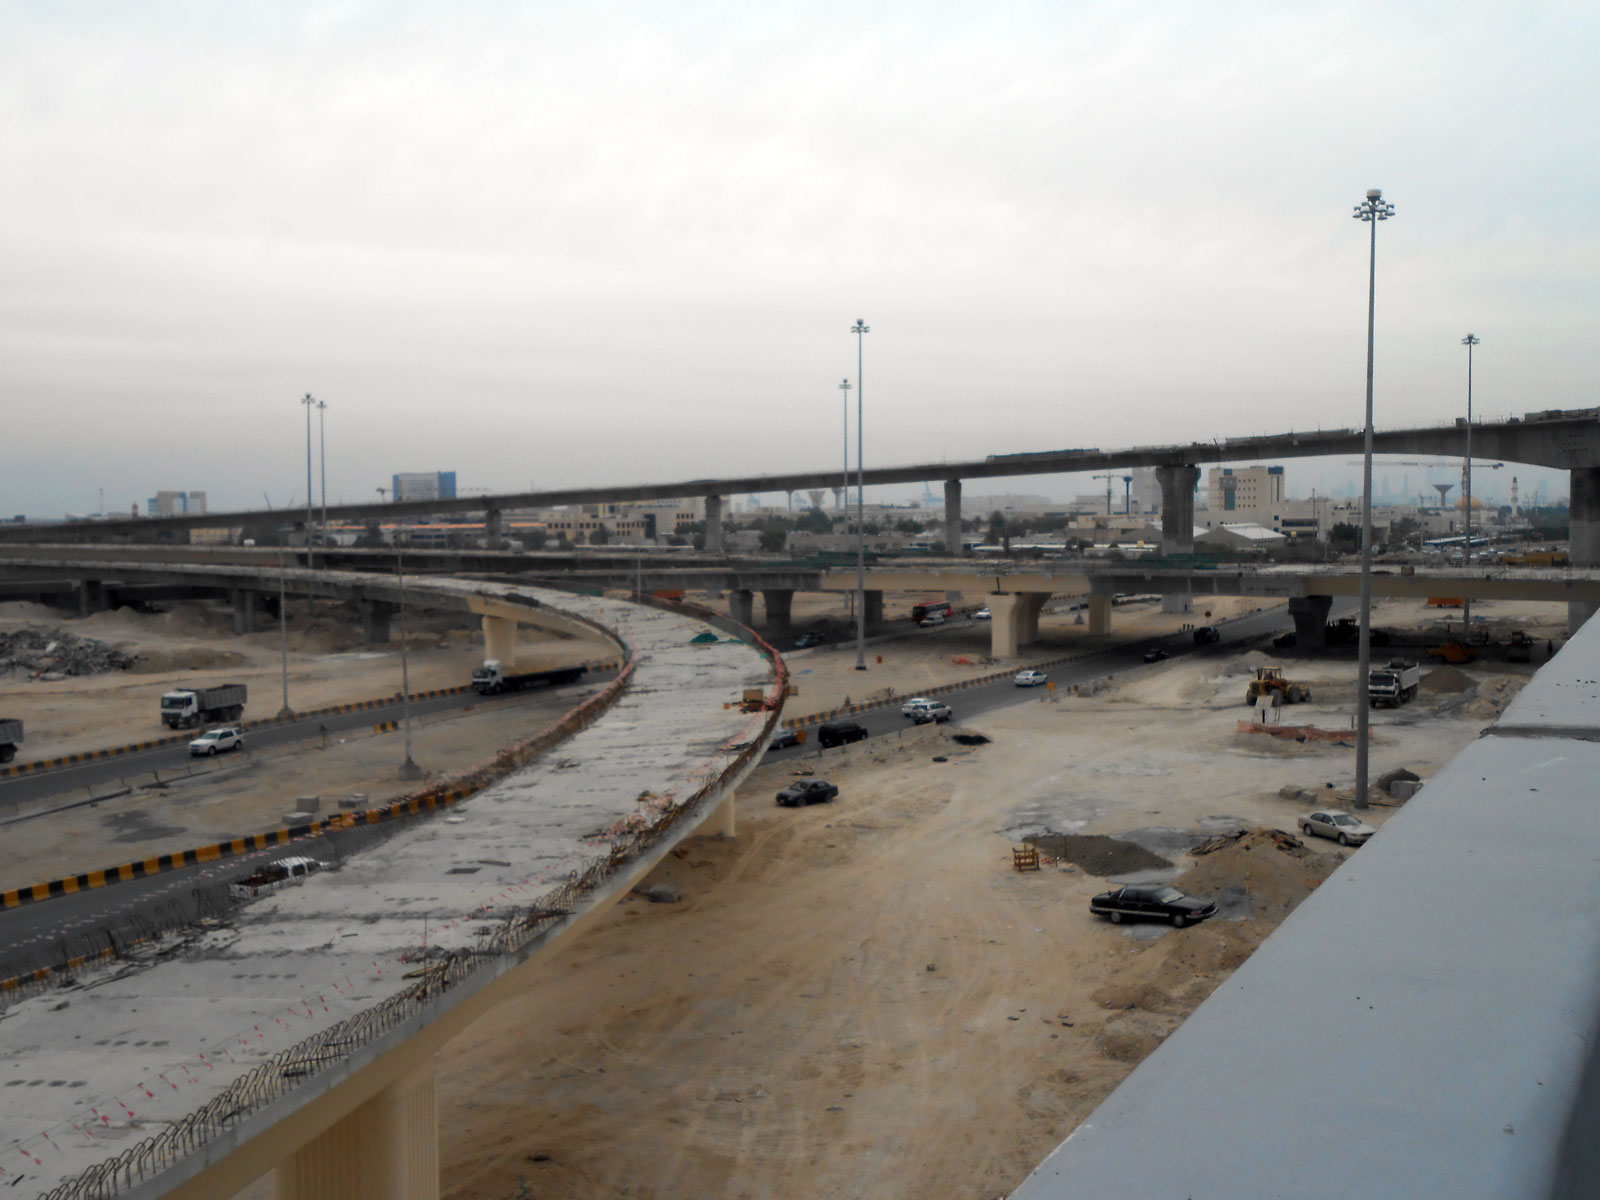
[3,1,1596,520]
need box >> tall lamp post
[839,378,851,513]
[300,393,317,615]
[1351,187,1396,810]
[316,398,329,544]
[1462,334,1480,639]
[851,319,869,671]
[396,547,421,780]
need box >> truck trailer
[470,660,587,695]
[0,718,21,764]
[1368,660,1421,708]
[161,683,248,729]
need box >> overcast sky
[3,1,1595,518]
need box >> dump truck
[1368,660,1421,707]
[160,683,247,729]
[470,660,587,695]
[0,718,21,764]
[1245,667,1310,707]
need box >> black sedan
[776,779,839,808]
[766,729,800,752]
[1090,885,1217,928]
[1143,648,1170,663]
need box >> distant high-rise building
[391,472,458,502]
[147,490,206,517]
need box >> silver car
[1301,810,1375,847]
[189,726,245,756]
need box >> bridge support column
[1087,591,1113,636]
[986,593,1048,657]
[481,614,517,667]
[704,495,724,554]
[944,480,965,556]
[1156,465,1200,556]
[1569,467,1600,633]
[863,590,883,627]
[77,579,108,616]
[761,589,793,632]
[362,599,398,644]
[703,792,736,837]
[232,589,265,635]
[275,1060,438,1200]
[484,507,504,551]
[1288,595,1332,650]
[730,589,755,627]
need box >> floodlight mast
[1351,187,1395,811]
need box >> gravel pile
[0,628,139,678]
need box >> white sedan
[189,726,245,756]
[1014,669,1048,687]
[1301,810,1375,846]
[974,607,992,620]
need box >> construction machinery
[1428,642,1476,665]
[1245,667,1311,707]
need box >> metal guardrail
[26,600,785,1200]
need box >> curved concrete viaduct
[0,572,784,1199]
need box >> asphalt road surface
[0,669,617,812]
[0,675,610,960]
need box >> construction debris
[1191,828,1305,857]
[0,629,138,678]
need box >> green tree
[523,528,548,551]
[798,507,833,534]
[1328,522,1361,552]
[588,525,612,546]
[759,527,788,553]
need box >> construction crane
[1090,473,1119,515]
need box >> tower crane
[1090,473,1119,515]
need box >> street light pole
[277,548,291,717]
[396,547,421,780]
[839,378,851,513]
[301,393,316,615]
[317,398,328,545]
[851,320,870,671]
[1462,334,1480,639]
[1352,187,1396,810]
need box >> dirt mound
[126,647,252,673]
[1091,919,1271,1014]
[1465,675,1525,720]
[1421,665,1474,694]
[1025,833,1171,875]
[1172,828,1332,923]
[1220,651,1275,677]
[0,601,63,622]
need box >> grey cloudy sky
[3,0,1596,518]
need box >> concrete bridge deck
[0,576,780,1198]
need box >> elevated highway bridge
[0,571,784,1199]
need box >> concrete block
[1389,779,1421,800]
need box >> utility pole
[301,393,316,614]
[839,378,851,514]
[317,398,329,545]
[277,548,291,717]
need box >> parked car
[189,726,245,756]
[919,611,947,627]
[792,632,823,649]
[1090,885,1217,928]
[910,701,953,725]
[776,779,839,807]
[1014,669,1048,687]
[1193,625,1221,644]
[766,728,800,752]
[1143,647,1170,663]
[1301,810,1375,846]
[974,607,992,620]
[901,697,938,717]
[816,721,869,748]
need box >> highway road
[0,675,612,969]
[0,668,618,811]
[0,602,1349,981]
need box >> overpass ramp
[0,580,782,1199]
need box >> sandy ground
[8,589,1565,1200]
[0,600,605,762]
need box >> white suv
[189,726,244,756]
[901,697,939,718]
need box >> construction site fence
[26,597,785,1200]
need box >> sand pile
[1421,665,1474,694]
[0,601,62,622]
[1220,651,1275,677]
[1172,828,1332,924]
[1090,919,1271,1015]
[1465,675,1526,720]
